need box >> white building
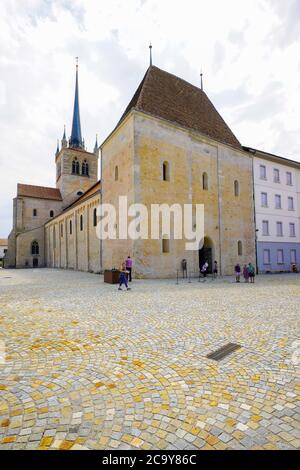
[245,148,300,273]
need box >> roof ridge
[18,183,59,190]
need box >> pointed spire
[149,42,153,67]
[61,124,68,148]
[200,69,204,91]
[70,57,84,149]
[55,139,60,157]
[94,134,99,154]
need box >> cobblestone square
[0,269,299,450]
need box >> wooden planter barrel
[104,270,121,284]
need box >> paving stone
[0,270,298,451]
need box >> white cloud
[1,0,300,237]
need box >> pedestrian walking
[125,256,133,282]
[213,260,218,279]
[235,263,241,283]
[248,263,255,284]
[118,262,131,291]
[243,264,249,283]
[182,259,188,279]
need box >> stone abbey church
[5,64,256,277]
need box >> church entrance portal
[199,237,214,274]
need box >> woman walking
[118,262,131,291]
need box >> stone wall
[131,112,255,277]
[16,226,45,268]
[45,192,101,273]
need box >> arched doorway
[199,237,214,273]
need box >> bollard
[176,270,179,285]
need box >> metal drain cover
[206,343,241,361]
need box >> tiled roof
[119,66,242,149]
[17,184,62,201]
[0,239,8,246]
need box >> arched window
[93,208,97,227]
[202,172,208,190]
[234,180,240,197]
[238,241,243,256]
[162,161,170,182]
[31,241,39,255]
[69,220,72,235]
[162,238,170,253]
[80,214,83,231]
[72,159,80,175]
[50,210,54,218]
[33,209,37,217]
[82,160,89,176]
[115,165,119,181]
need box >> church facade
[5,64,257,277]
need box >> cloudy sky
[1,0,300,237]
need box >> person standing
[182,259,187,279]
[125,256,133,282]
[118,262,131,291]
[248,263,255,284]
[213,261,218,279]
[243,264,249,283]
[235,263,241,283]
[201,261,209,278]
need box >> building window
[277,249,284,265]
[234,180,239,197]
[288,197,294,211]
[276,222,283,237]
[263,249,271,265]
[275,194,282,209]
[72,159,80,175]
[33,209,37,217]
[162,238,170,253]
[260,165,267,180]
[50,210,54,218]
[202,172,208,190]
[261,192,268,207]
[273,168,280,183]
[93,208,97,227]
[286,172,293,186]
[262,220,269,236]
[238,241,243,256]
[31,241,39,255]
[70,220,72,235]
[80,214,83,231]
[289,223,296,238]
[162,161,170,182]
[61,224,63,237]
[82,160,89,176]
[291,250,297,264]
[115,166,119,181]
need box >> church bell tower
[55,60,99,208]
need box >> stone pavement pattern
[0,269,299,450]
